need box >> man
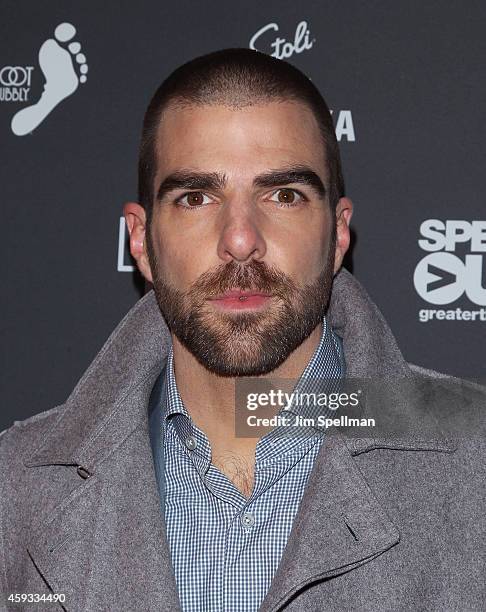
[1,48,484,612]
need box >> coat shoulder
[408,361,486,406]
[403,363,486,456]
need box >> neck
[170,323,323,455]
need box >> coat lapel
[258,270,452,610]
[23,291,180,610]
[258,430,400,612]
[259,430,456,612]
[24,364,181,611]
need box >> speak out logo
[414,220,486,306]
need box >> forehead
[153,100,327,183]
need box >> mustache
[189,259,298,301]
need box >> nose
[216,200,267,263]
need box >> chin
[191,341,288,378]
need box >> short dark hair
[138,48,345,226]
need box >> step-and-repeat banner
[1,1,484,430]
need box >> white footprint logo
[11,23,88,136]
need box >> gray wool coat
[1,268,485,612]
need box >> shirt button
[241,512,255,528]
[185,435,197,450]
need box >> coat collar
[22,267,455,611]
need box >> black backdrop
[1,1,485,431]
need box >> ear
[333,197,353,274]
[123,202,154,284]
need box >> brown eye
[268,188,306,207]
[176,191,212,208]
[187,192,204,206]
[277,189,296,204]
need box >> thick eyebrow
[156,170,225,202]
[254,165,327,198]
[155,164,327,202]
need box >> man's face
[131,100,351,376]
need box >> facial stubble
[146,224,337,377]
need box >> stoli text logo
[249,20,315,59]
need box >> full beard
[147,234,336,377]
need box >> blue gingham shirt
[158,317,345,611]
